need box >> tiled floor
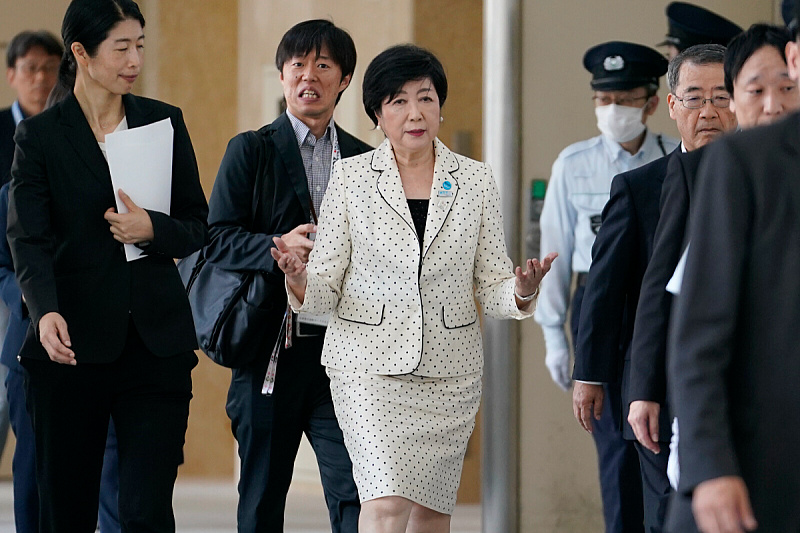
[0,479,481,532]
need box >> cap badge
[603,55,625,71]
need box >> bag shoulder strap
[245,127,276,231]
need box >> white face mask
[595,103,647,143]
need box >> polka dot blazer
[288,138,534,377]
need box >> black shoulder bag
[177,130,276,368]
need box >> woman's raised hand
[514,252,558,304]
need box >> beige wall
[143,0,239,478]
[518,1,776,530]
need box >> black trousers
[22,320,196,533]
[227,327,359,533]
[572,285,644,533]
[635,441,671,533]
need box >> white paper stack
[106,118,174,261]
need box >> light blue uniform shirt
[534,129,679,360]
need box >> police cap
[661,2,743,51]
[583,41,668,91]
[782,0,795,27]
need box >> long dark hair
[48,0,145,108]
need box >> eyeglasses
[674,94,731,109]
[15,62,59,77]
[592,95,649,107]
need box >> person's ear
[71,43,88,68]
[667,92,678,120]
[339,73,352,92]
[787,41,800,83]
[643,94,659,118]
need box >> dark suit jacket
[628,147,703,409]
[205,112,371,359]
[666,113,800,532]
[0,107,16,187]
[0,182,28,371]
[573,148,677,440]
[8,93,208,362]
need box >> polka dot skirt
[327,367,482,515]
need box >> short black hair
[362,44,448,126]
[6,30,63,69]
[724,24,792,95]
[275,19,356,104]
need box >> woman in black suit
[7,1,208,531]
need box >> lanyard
[263,126,340,396]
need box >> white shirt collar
[11,101,25,126]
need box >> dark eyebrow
[114,34,145,44]
[744,72,792,84]
[417,87,432,95]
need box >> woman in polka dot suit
[271,44,557,533]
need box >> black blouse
[407,199,429,251]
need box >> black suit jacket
[205,113,371,358]
[0,107,16,187]
[8,93,208,362]
[628,147,704,409]
[666,114,800,532]
[573,148,677,440]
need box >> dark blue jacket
[0,182,27,370]
[573,148,678,440]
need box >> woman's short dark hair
[362,45,448,126]
[49,0,145,107]
[6,31,63,69]
[724,24,792,95]
[275,19,356,105]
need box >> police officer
[535,41,678,533]
[659,2,743,59]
